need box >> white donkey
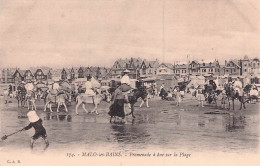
[43,92,69,113]
[75,93,109,115]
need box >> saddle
[50,89,59,95]
[127,91,134,97]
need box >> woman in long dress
[108,83,125,121]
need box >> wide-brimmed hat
[21,81,25,84]
[123,69,130,73]
[27,110,40,123]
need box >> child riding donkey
[25,81,37,110]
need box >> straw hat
[27,111,40,123]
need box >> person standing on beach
[4,88,9,104]
[22,110,49,150]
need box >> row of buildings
[1,55,260,85]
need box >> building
[139,59,159,78]
[1,68,16,83]
[61,68,69,80]
[125,58,142,79]
[240,55,251,76]
[99,67,111,80]
[189,61,200,75]
[174,63,189,77]
[223,60,241,76]
[13,69,25,84]
[84,67,96,78]
[251,57,260,74]
[34,69,47,82]
[156,63,174,75]
[198,60,221,76]
[23,70,34,83]
[111,58,142,79]
[77,67,85,78]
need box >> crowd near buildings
[0,55,260,91]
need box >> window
[245,69,247,72]
[226,70,228,72]
[245,64,247,67]
[203,63,205,66]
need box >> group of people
[192,77,259,108]
[159,84,183,106]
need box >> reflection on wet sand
[44,113,72,122]
[225,114,246,132]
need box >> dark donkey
[16,85,27,108]
[224,83,247,110]
[125,87,148,118]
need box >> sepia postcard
[0,0,260,166]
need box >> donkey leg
[82,103,88,113]
[75,102,81,115]
[33,101,37,111]
[30,101,33,110]
[146,99,150,108]
[27,100,30,110]
[49,103,53,112]
[130,104,135,119]
[63,103,68,112]
[56,103,60,113]
[43,102,49,112]
[139,100,144,108]
[91,103,98,115]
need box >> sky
[0,0,260,69]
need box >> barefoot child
[23,110,49,149]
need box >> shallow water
[0,98,259,153]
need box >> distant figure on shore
[4,88,9,104]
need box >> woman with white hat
[121,69,131,103]
[22,110,49,150]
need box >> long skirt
[108,99,125,118]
